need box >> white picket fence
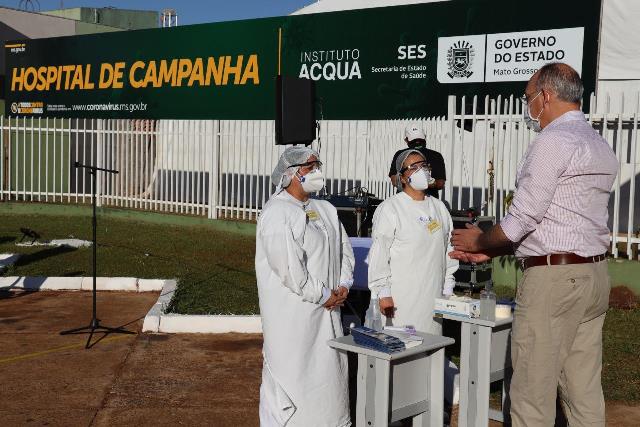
[0,93,638,258]
[443,93,639,259]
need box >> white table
[438,314,513,427]
[328,331,454,427]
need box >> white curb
[138,279,168,292]
[81,277,138,291]
[0,276,167,292]
[142,280,176,333]
[1,250,261,334]
[142,280,262,334]
[0,276,83,290]
[158,314,262,334]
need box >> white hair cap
[271,146,320,191]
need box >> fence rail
[1,93,638,259]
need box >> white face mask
[297,168,325,193]
[407,168,431,191]
[524,91,543,133]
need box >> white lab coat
[368,192,458,335]
[255,190,354,427]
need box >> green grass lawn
[0,204,258,314]
[602,308,640,402]
[1,203,638,402]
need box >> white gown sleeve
[259,209,328,304]
[443,210,459,296]
[339,224,355,289]
[367,203,397,298]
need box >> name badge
[306,210,320,221]
[427,220,441,234]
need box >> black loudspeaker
[275,75,316,145]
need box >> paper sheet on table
[382,330,423,349]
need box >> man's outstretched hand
[451,223,484,253]
[448,250,491,263]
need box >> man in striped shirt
[451,63,618,427]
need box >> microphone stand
[60,162,135,348]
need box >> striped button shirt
[500,110,618,258]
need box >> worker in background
[369,149,458,334]
[255,146,355,427]
[389,123,447,199]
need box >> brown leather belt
[522,253,606,271]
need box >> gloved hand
[442,283,455,297]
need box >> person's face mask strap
[524,90,543,133]
[531,91,544,121]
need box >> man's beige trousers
[510,260,610,427]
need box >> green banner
[4,0,601,119]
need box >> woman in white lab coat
[255,146,355,427]
[368,149,458,334]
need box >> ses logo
[437,35,486,83]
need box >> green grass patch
[0,208,258,314]
[602,307,640,403]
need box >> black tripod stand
[60,162,135,349]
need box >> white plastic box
[434,296,481,319]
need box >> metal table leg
[412,347,444,427]
[458,323,492,427]
[357,354,390,426]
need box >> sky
[0,0,316,25]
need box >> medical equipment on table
[350,325,406,354]
[434,295,481,319]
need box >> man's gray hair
[535,62,584,104]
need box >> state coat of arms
[447,40,475,78]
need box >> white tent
[598,0,640,112]
[292,0,444,14]
[295,0,640,113]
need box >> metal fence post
[208,120,220,219]
[446,95,456,208]
[628,110,638,260]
